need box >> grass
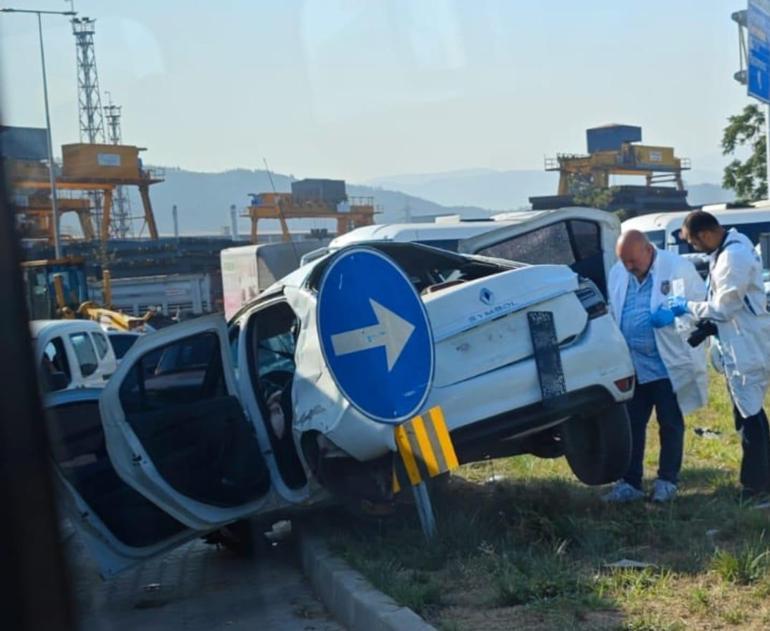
[315,372,770,630]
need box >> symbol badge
[479,288,494,305]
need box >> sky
[0,0,756,183]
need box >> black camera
[687,319,718,348]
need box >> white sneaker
[651,479,677,503]
[601,481,644,503]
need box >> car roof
[328,220,510,248]
[623,206,770,232]
[30,319,104,338]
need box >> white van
[299,218,511,266]
[304,208,619,297]
[32,319,118,392]
[622,202,770,254]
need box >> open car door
[44,388,198,577]
[460,207,620,298]
[99,315,274,531]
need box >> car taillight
[614,376,635,392]
[575,279,608,319]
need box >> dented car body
[45,209,635,577]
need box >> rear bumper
[450,385,615,463]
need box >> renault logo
[479,288,494,305]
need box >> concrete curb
[297,530,436,631]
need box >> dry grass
[319,372,770,630]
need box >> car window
[477,221,576,265]
[91,332,110,359]
[569,220,601,260]
[120,332,225,412]
[108,334,139,360]
[69,332,99,377]
[258,331,295,376]
[645,229,666,249]
[42,337,71,389]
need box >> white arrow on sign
[330,299,415,371]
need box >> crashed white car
[45,209,634,576]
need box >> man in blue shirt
[604,231,707,503]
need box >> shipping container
[291,178,347,206]
[0,126,48,160]
[586,125,642,154]
[61,143,142,180]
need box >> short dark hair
[682,210,721,236]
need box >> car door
[99,314,275,531]
[44,388,198,577]
[460,208,620,298]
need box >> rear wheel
[560,403,632,486]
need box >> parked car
[45,228,635,576]
[33,319,118,392]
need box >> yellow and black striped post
[392,406,459,539]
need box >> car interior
[46,399,187,548]
[119,332,270,507]
[246,301,307,489]
[307,241,513,297]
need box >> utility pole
[1,7,77,259]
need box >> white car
[45,210,635,576]
[33,319,118,392]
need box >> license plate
[527,311,567,410]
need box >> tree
[567,174,614,209]
[722,103,767,202]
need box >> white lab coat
[688,229,770,417]
[609,248,708,415]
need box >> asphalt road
[64,530,343,631]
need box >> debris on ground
[693,427,722,439]
[602,559,657,570]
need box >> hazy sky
[0,1,754,182]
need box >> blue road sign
[316,247,434,424]
[749,0,770,103]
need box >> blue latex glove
[668,296,689,316]
[650,306,675,328]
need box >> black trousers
[623,378,685,490]
[733,405,770,495]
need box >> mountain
[118,168,491,236]
[367,168,736,211]
[97,165,736,238]
[367,169,555,211]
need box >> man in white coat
[673,211,770,501]
[604,230,707,503]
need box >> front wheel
[560,403,632,486]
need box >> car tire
[560,403,632,486]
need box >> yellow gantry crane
[545,124,690,195]
[243,179,376,243]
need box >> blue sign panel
[317,247,434,424]
[749,0,770,103]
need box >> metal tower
[72,17,105,143]
[104,97,133,238]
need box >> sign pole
[766,102,770,191]
[411,481,437,541]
